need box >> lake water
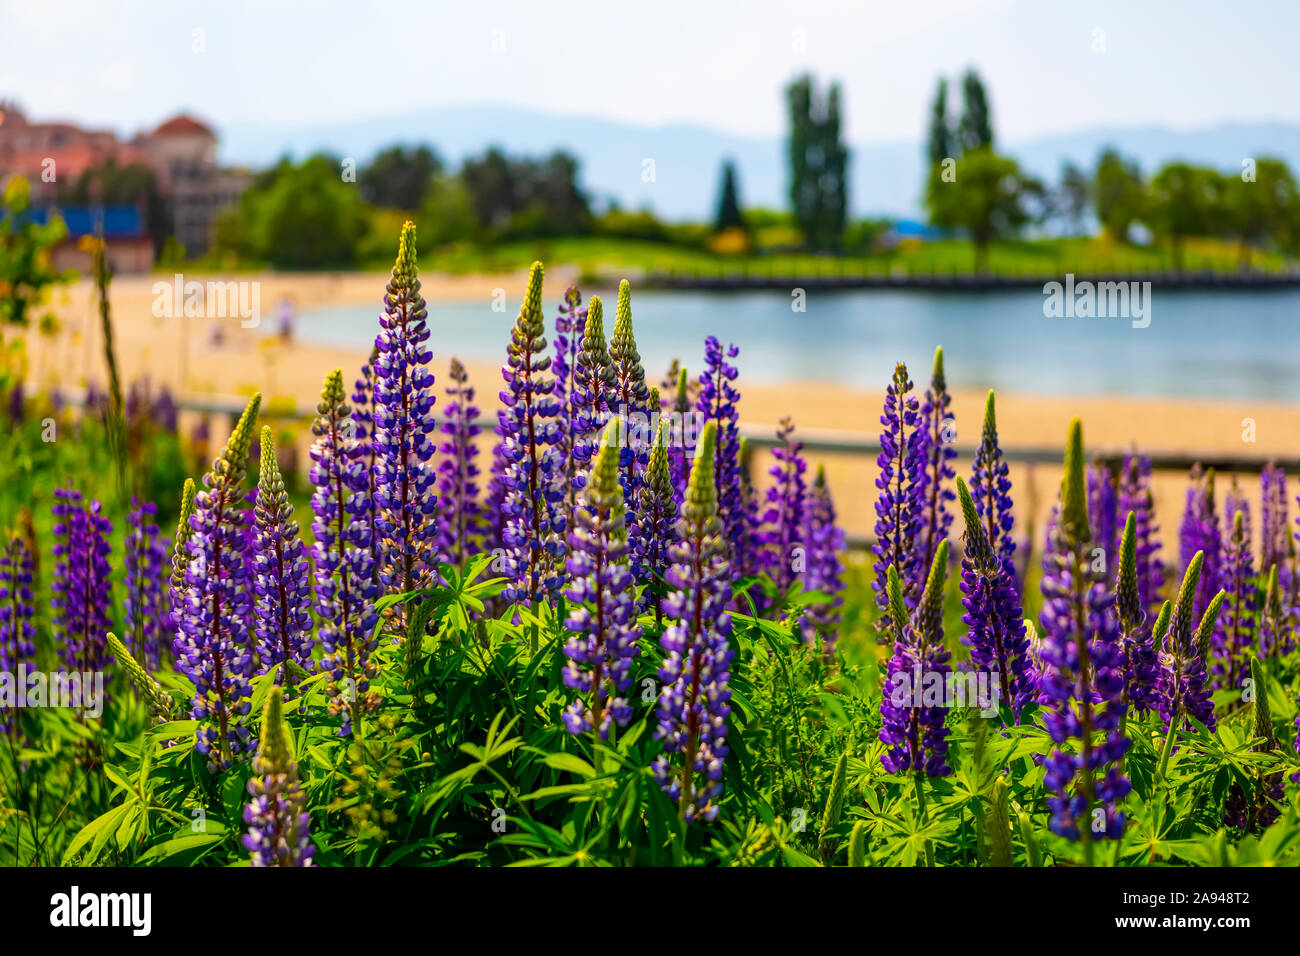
[293,288,1300,402]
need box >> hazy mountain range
[217,104,1300,221]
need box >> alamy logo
[49,886,151,936]
[1042,273,1151,328]
[0,665,104,719]
[886,664,1001,717]
[152,274,261,328]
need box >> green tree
[1222,157,1299,268]
[927,78,956,166]
[958,70,994,151]
[1093,148,1144,242]
[228,155,369,268]
[785,74,849,251]
[359,145,443,210]
[713,160,744,233]
[925,147,1041,272]
[1146,162,1227,270]
[1055,160,1091,235]
[0,176,70,328]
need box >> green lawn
[385,234,1291,281]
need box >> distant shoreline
[641,270,1300,292]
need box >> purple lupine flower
[553,285,589,525]
[570,295,615,508]
[1260,463,1288,576]
[435,358,484,567]
[1179,466,1222,625]
[372,222,438,611]
[969,391,1018,588]
[872,362,926,640]
[1155,551,1219,734]
[153,384,178,433]
[1115,511,1160,713]
[252,428,314,679]
[124,497,167,670]
[351,346,384,597]
[916,347,956,589]
[175,395,260,772]
[310,370,380,737]
[801,464,846,654]
[51,485,114,677]
[7,382,24,426]
[1215,510,1256,693]
[653,421,734,824]
[879,543,953,777]
[758,417,807,594]
[243,688,314,867]
[608,280,652,530]
[1088,461,1120,587]
[1038,420,1130,845]
[561,419,642,738]
[1119,453,1163,619]
[0,534,36,735]
[695,336,745,564]
[634,419,678,588]
[666,367,693,505]
[483,419,511,554]
[956,477,1032,719]
[498,261,566,607]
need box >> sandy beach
[19,272,1300,563]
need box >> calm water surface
[293,288,1300,402]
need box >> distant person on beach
[277,297,296,344]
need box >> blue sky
[2,0,1298,146]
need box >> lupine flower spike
[0,534,36,735]
[435,357,484,566]
[1118,452,1162,620]
[310,370,379,737]
[373,221,438,614]
[667,366,692,501]
[634,418,678,588]
[956,476,1032,719]
[52,486,114,679]
[106,632,175,727]
[351,346,384,596]
[759,417,807,594]
[499,261,565,607]
[252,428,314,680]
[608,279,652,524]
[1259,565,1290,657]
[1155,551,1220,739]
[570,295,615,505]
[552,286,588,523]
[801,464,846,654]
[561,418,642,740]
[124,498,167,669]
[1087,461,1119,586]
[243,688,315,867]
[1216,510,1256,693]
[175,394,260,772]
[969,390,1016,586]
[879,544,953,776]
[695,336,745,563]
[1037,419,1130,848]
[917,346,956,587]
[1115,511,1159,713]
[653,421,735,824]
[872,362,925,639]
